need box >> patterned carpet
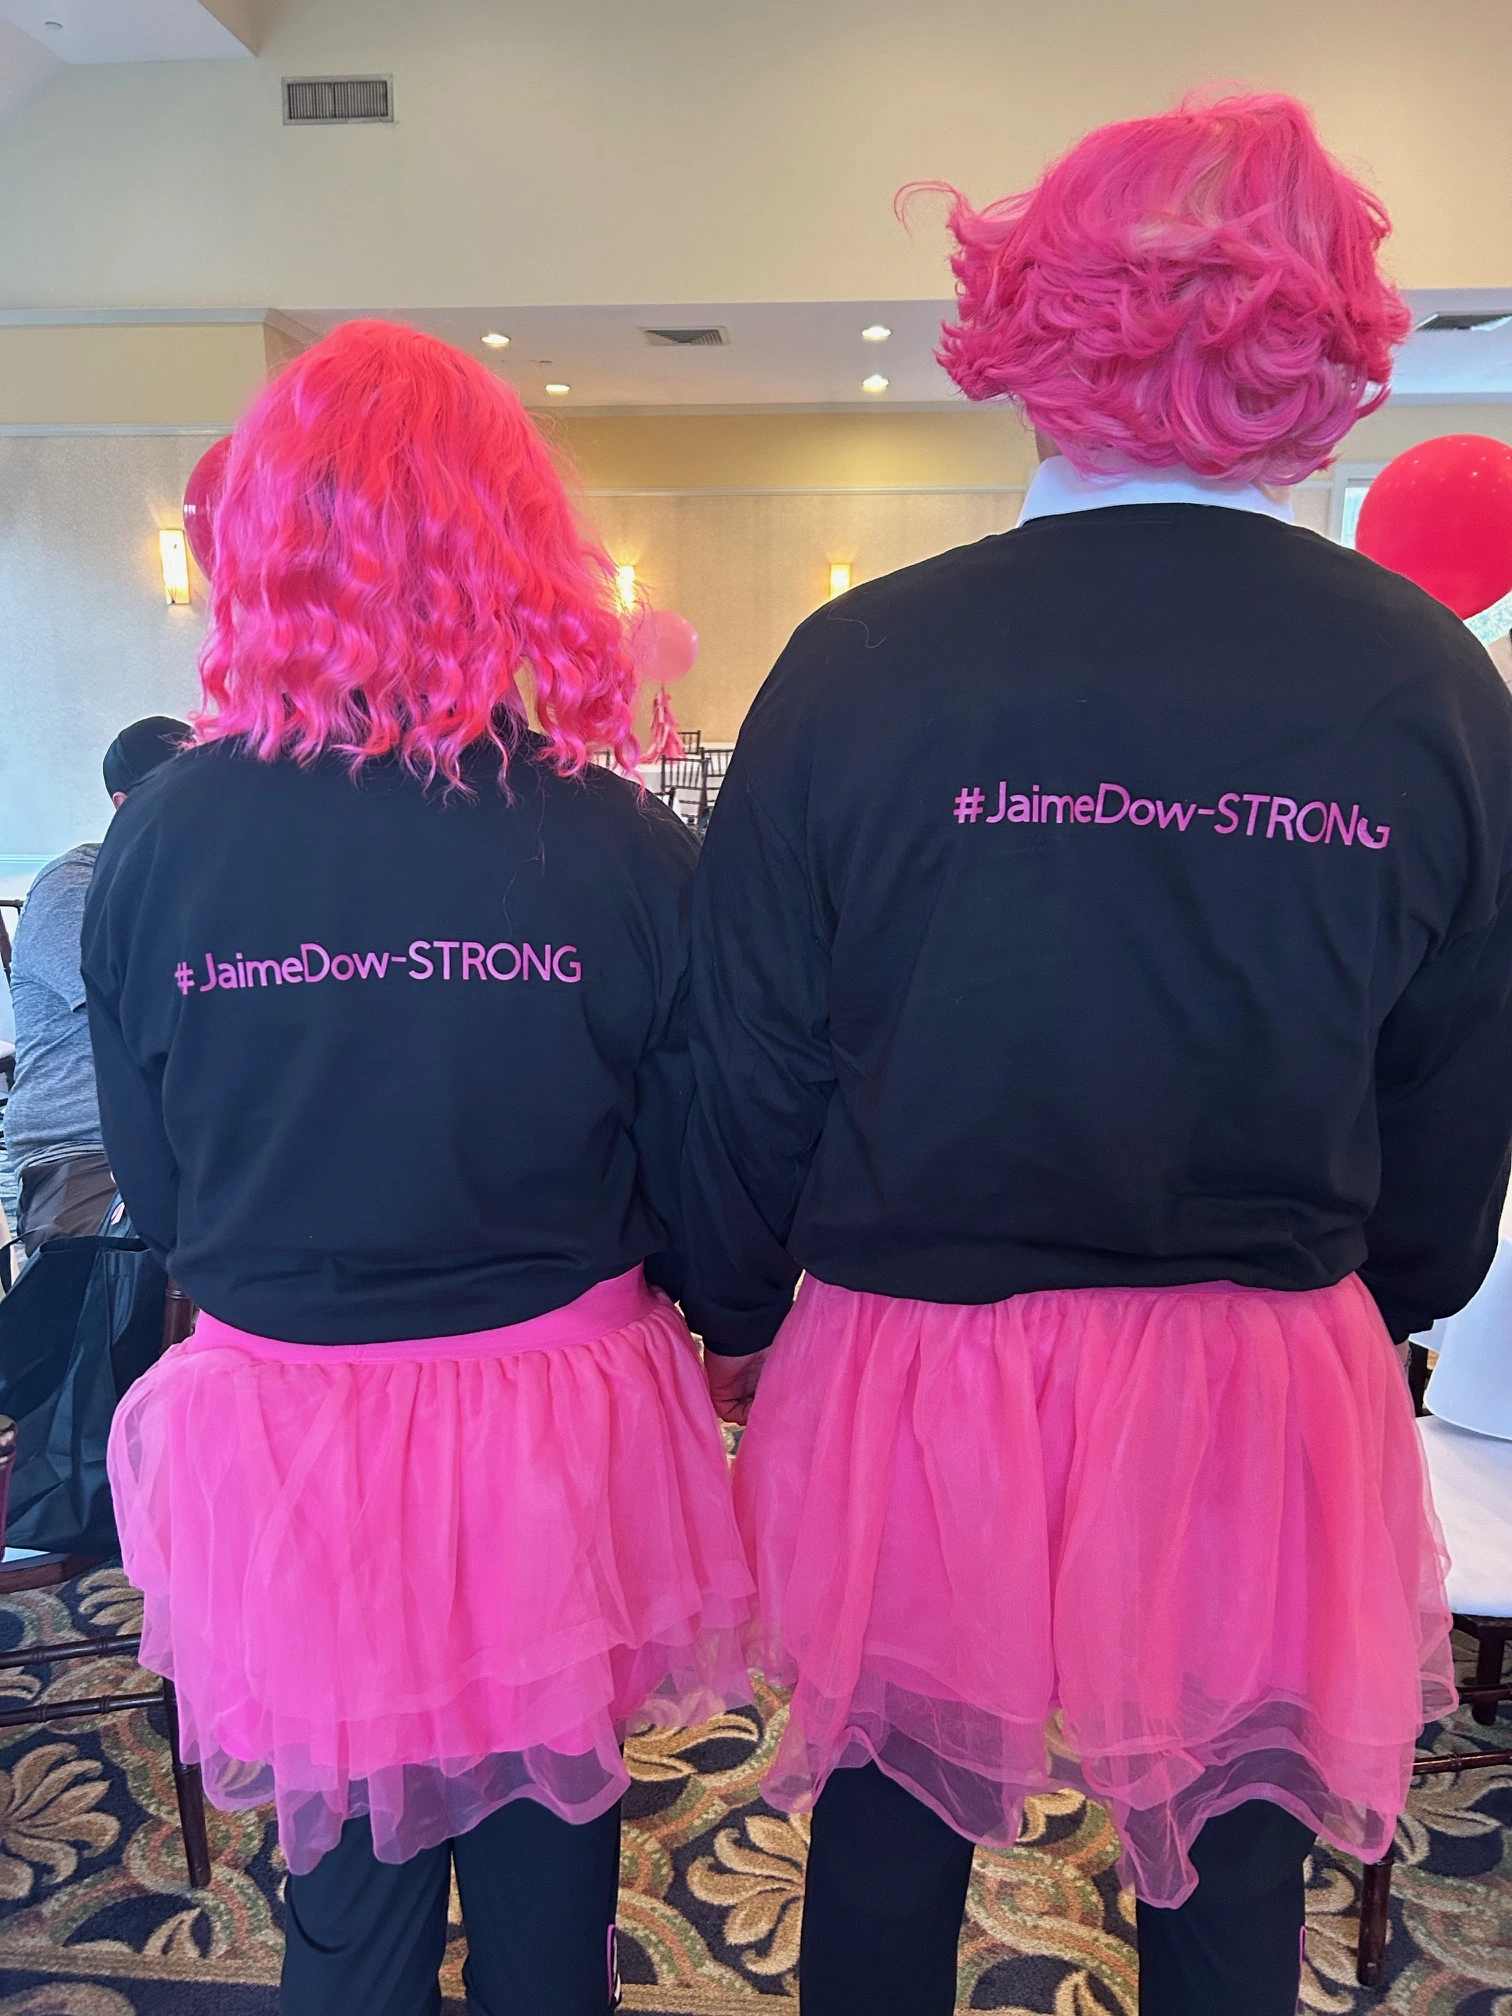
[0,1570,1507,2015]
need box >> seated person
[5,717,187,1253]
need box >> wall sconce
[615,563,638,613]
[159,528,191,606]
[828,562,852,600]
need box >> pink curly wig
[194,319,637,786]
[929,94,1412,484]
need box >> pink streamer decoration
[646,685,685,763]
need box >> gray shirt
[5,843,104,1177]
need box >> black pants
[281,1797,622,2016]
[799,1763,1315,2016]
[17,1149,115,1255]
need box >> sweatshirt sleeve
[632,959,696,1307]
[680,751,836,1354]
[610,797,698,1308]
[1361,864,1512,1341]
[80,822,180,1266]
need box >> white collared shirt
[1017,456,1295,528]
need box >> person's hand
[704,1346,769,1426]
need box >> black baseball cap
[102,716,191,798]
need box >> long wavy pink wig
[194,319,637,785]
[928,94,1411,484]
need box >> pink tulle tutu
[736,1272,1455,1906]
[108,1268,754,1872]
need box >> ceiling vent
[642,326,729,347]
[283,76,393,125]
[1416,311,1512,333]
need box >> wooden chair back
[0,1415,14,1556]
[0,1276,210,1887]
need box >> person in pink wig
[82,320,753,2015]
[682,96,1512,2014]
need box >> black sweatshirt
[682,504,1512,1354]
[81,737,699,1344]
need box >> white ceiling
[0,0,252,64]
[289,301,958,413]
[290,291,1512,414]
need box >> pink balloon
[183,436,232,578]
[634,608,699,685]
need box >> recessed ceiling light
[861,324,892,343]
[545,382,571,396]
[481,331,510,349]
[862,373,889,394]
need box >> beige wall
[562,413,1039,740]
[0,393,1503,882]
[556,403,1512,495]
[1338,402,1512,462]
[0,320,284,428]
[2,0,1512,312]
[587,482,1332,745]
[0,412,1033,873]
[555,404,1494,740]
[0,433,209,884]
[587,488,1026,743]
[551,410,1038,491]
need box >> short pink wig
[931,94,1411,484]
[195,319,637,786]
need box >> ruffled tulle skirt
[108,1268,754,1872]
[735,1272,1454,1906]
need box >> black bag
[0,1220,168,1557]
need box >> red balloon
[182,436,232,578]
[632,608,699,685]
[1354,434,1512,619]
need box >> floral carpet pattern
[0,1572,1507,2015]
